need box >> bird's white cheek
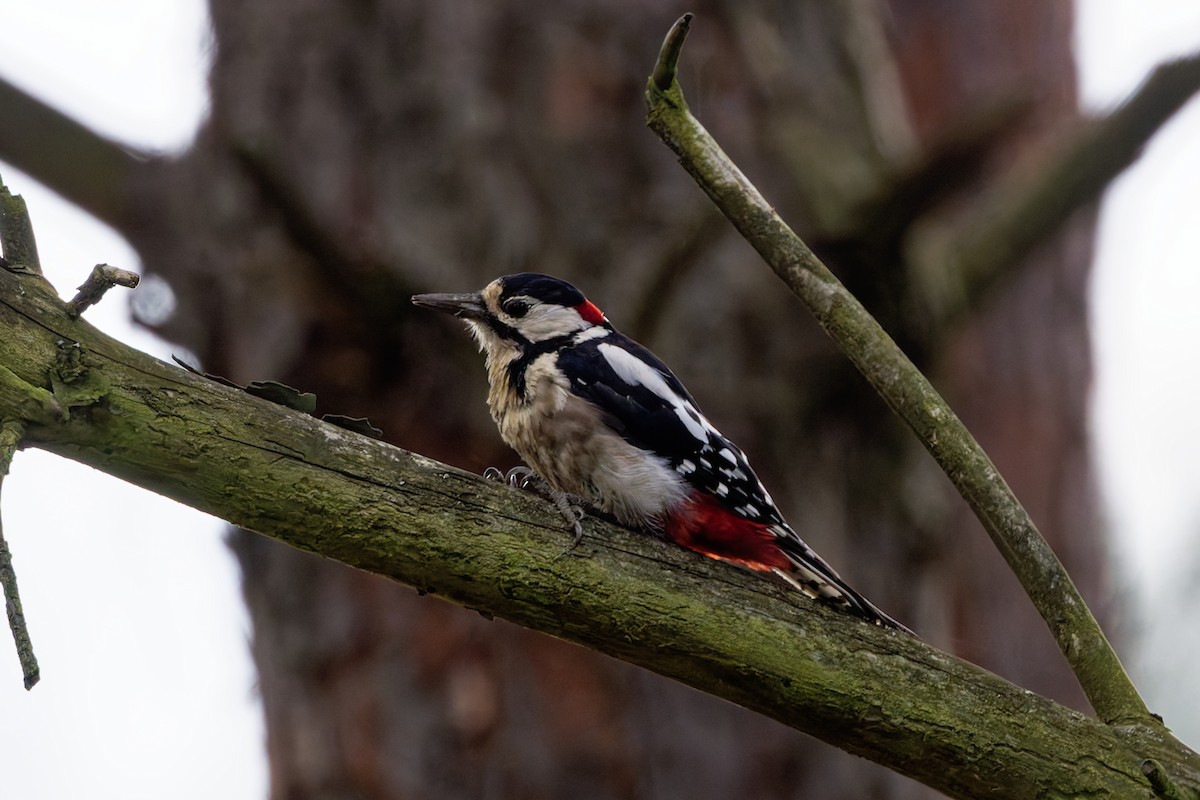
[520,307,587,341]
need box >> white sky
[0,3,1197,798]
[0,4,265,800]
[1077,0,1200,745]
[1080,0,1200,581]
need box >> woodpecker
[412,273,907,631]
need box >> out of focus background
[0,2,1198,799]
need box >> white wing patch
[594,340,785,528]
[597,342,714,444]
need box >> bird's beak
[411,291,487,320]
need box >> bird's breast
[487,353,687,526]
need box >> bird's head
[412,273,608,356]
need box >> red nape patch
[575,300,606,325]
[662,492,791,571]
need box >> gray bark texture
[2,1,1118,798]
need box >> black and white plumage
[413,273,906,631]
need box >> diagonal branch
[644,13,1151,727]
[0,242,1198,799]
[920,52,1200,325]
[0,77,148,231]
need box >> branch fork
[646,12,1149,728]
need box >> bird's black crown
[499,273,587,308]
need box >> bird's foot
[483,466,588,549]
[550,492,586,551]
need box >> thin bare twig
[644,14,1152,727]
[66,263,141,319]
[0,419,38,689]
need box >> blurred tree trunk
[121,1,1096,797]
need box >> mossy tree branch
[1,218,1199,800]
[644,13,1150,728]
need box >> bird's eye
[502,298,531,318]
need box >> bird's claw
[505,466,537,488]
[483,465,538,489]
[551,494,587,554]
[532,488,586,549]
[484,466,588,550]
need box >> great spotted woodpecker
[412,273,907,631]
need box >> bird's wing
[559,332,910,632]
[557,333,787,527]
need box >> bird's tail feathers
[772,535,913,635]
